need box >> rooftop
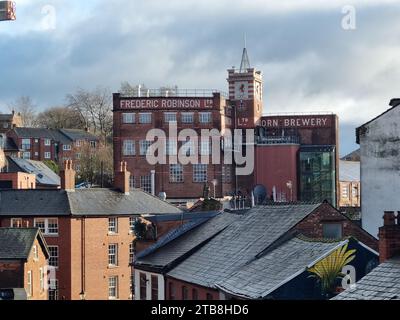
[118,89,227,98]
[339,160,360,181]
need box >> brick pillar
[114,161,130,195]
[378,211,400,263]
[60,159,76,191]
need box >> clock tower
[227,46,263,128]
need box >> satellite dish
[253,184,267,205]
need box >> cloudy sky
[1,0,400,155]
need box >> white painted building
[357,99,400,237]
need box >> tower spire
[239,34,250,73]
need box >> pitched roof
[166,203,321,288]
[0,228,49,260]
[340,149,360,161]
[135,212,237,272]
[7,156,60,187]
[13,128,71,144]
[0,188,182,216]
[216,236,347,299]
[339,160,360,181]
[0,134,18,151]
[332,257,400,300]
[59,129,98,141]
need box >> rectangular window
[129,242,135,264]
[10,218,22,228]
[21,139,31,150]
[140,175,152,193]
[108,276,118,299]
[44,139,51,146]
[222,165,232,183]
[342,185,348,198]
[27,271,32,297]
[39,268,44,292]
[181,112,194,124]
[166,139,177,156]
[193,164,207,183]
[75,153,81,160]
[139,113,152,124]
[169,164,183,183]
[49,279,58,300]
[108,217,118,234]
[34,218,46,234]
[75,140,82,147]
[140,273,147,300]
[122,113,135,124]
[44,152,51,159]
[139,140,152,156]
[352,185,358,197]
[47,218,58,235]
[151,275,158,300]
[129,216,135,232]
[123,140,135,156]
[32,245,38,261]
[199,112,212,124]
[182,286,189,300]
[199,138,211,156]
[192,288,198,300]
[129,176,135,189]
[169,282,176,300]
[63,144,72,151]
[164,112,177,123]
[48,246,59,268]
[22,152,31,159]
[323,223,343,239]
[90,141,96,148]
[108,244,118,266]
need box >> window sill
[108,232,119,236]
[43,234,59,237]
[108,265,119,269]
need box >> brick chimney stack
[60,159,76,191]
[114,161,130,195]
[378,211,400,263]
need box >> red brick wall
[165,276,219,300]
[378,211,400,263]
[0,172,36,189]
[294,202,378,251]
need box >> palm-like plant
[308,243,356,295]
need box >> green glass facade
[299,146,336,205]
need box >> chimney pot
[383,211,396,226]
[60,160,76,191]
[389,98,400,108]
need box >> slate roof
[166,203,321,288]
[59,129,98,141]
[0,134,18,151]
[7,156,60,187]
[339,160,360,181]
[332,257,400,300]
[0,188,182,216]
[216,236,346,299]
[135,212,237,271]
[13,127,71,144]
[0,228,49,260]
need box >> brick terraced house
[0,161,182,300]
[134,202,379,300]
[0,228,49,300]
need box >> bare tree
[36,106,85,129]
[8,96,38,127]
[66,87,113,141]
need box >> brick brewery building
[113,47,338,206]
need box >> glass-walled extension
[299,146,336,205]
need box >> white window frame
[34,218,58,236]
[129,242,135,264]
[32,245,38,261]
[122,113,135,124]
[39,267,44,292]
[108,244,118,267]
[140,175,152,193]
[108,276,118,299]
[44,152,51,159]
[164,112,177,123]
[193,164,207,183]
[22,151,31,159]
[129,216,135,233]
[108,217,118,234]
[169,164,183,183]
[49,279,58,300]
[21,139,31,150]
[48,246,59,268]
[139,113,152,124]
[10,218,22,228]
[123,140,135,156]
[181,112,194,124]
[44,139,51,146]
[75,140,82,147]
[27,270,32,297]
[199,112,212,124]
[63,144,72,151]
[139,140,152,156]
